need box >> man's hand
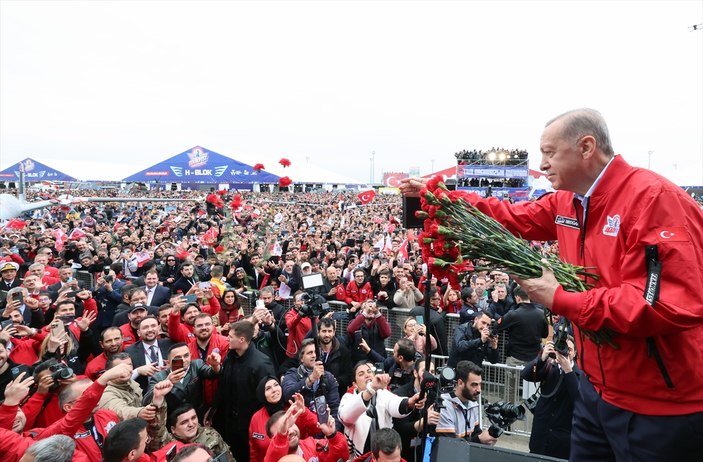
[310,361,324,382]
[167,368,187,384]
[512,262,560,309]
[541,341,556,362]
[480,327,491,343]
[398,177,429,197]
[14,324,36,337]
[358,338,371,354]
[206,352,221,372]
[3,372,35,406]
[555,351,573,373]
[151,379,173,406]
[76,311,97,332]
[98,363,132,386]
[36,374,55,395]
[317,408,336,437]
[478,430,498,446]
[137,404,157,421]
[427,406,440,426]
[135,363,163,377]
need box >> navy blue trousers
[571,374,703,461]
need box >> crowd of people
[2,108,700,462]
[0,183,569,462]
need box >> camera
[298,292,330,318]
[550,323,570,359]
[374,362,385,375]
[485,400,526,438]
[50,363,74,389]
[490,319,499,337]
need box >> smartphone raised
[15,292,24,304]
[314,395,329,424]
[171,358,184,371]
[0,319,13,330]
[50,321,65,339]
[415,315,424,326]
[182,294,198,304]
[165,443,178,462]
[354,330,363,347]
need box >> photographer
[20,358,77,429]
[281,292,313,369]
[436,360,497,445]
[521,336,580,459]
[347,300,391,364]
[447,312,498,368]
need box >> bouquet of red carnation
[417,176,616,348]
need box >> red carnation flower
[217,189,228,196]
[215,245,225,254]
[279,158,291,168]
[279,176,293,188]
[230,194,242,210]
[253,163,265,171]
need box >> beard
[461,385,478,402]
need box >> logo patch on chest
[555,215,579,229]
[602,215,621,237]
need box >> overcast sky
[1,0,702,185]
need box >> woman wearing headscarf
[248,375,318,462]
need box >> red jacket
[119,322,139,348]
[21,388,63,429]
[0,380,108,462]
[339,280,373,305]
[168,310,229,405]
[462,155,703,415]
[284,309,312,358]
[72,408,120,461]
[84,351,113,380]
[7,332,44,366]
[264,431,349,462]
[249,407,318,462]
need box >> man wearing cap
[119,304,149,349]
[0,261,21,292]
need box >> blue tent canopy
[122,146,281,183]
[0,158,77,182]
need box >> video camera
[484,400,526,438]
[418,366,457,409]
[299,273,331,318]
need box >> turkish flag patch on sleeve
[654,227,689,242]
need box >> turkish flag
[357,190,376,204]
[4,219,27,230]
[68,228,86,240]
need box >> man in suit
[0,262,22,311]
[47,265,83,301]
[125,315,173,393]
[143,270,171,307]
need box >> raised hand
[4,372,35,406]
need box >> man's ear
[578,135,597,159]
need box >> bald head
[545,108,614,157]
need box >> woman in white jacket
[338,361,424,458]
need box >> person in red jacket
[283,292,313,360]
[84,326,124,380]
[263,395,348,462]
[168,311,228,406]
[337,269,373,314]
[0,363,132,462]
[400,108,703,460]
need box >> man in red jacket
[401,108,703,460]
[0,363,132,462]
[338,269,373,314]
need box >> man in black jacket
[214,320,275,462]
[521,337,580,459]
[448,311,499,368]
[307,317,352,395]
[498,286,549,401]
